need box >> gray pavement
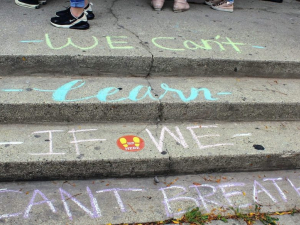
[1,0,300,77]
[0,121,300,180]
[0,76,300,122]
[0,170,300,224]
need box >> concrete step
[0,121,299,180]
[0,170,299,224]
[0,76,299,123]
[1,0,300,78]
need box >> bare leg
[71,7,84,17]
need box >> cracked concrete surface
[1,76,300,123]
[1,121,300,180]
[0,0,300,77]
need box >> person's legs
[56,0,95,20]
[50,0,89,29]
[70,0,85,17]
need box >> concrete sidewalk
[1,0,300,77]
[0,121,300,180]
[0,170,300,224]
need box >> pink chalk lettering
[159,186,199,217]
[60,187,101,220]
[253,180,277,203]
[218,183,246,207]
[29,130,65,155]
[146,126,188,153]
[24,189,56,218]
[186,125,234,149]
[96,188,143,212]
[68,129,106,155]
[0,189,23,219]
[190,184,219,212]
[263,178,287,202]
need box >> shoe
[187,0,203,3]
[39,0,46,5]
[56,3,95,20]
[204,0,222,6]
[151,0,165,11]
[51,9,90,30]
[211,0,233,12]
[173,0,190,12]
[15,0,40,9]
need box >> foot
[51,8,90,30]
[15,0,40,9]
[211,0,233,12]
[56,3,95,20]
[151,0,165,11]
[173,0,190,12]
[204,0,222,6]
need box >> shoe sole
[204,1,213,6]
[211,6,233,12]
[50,21,90,30]
[86,12,95,20]
[15,0,40,9]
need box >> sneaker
[56,3,95,20]
[211,0,234,12]
[50,9,90,30]
[39,0,46,5]
[15,0,40,9]
[204,0,222,6]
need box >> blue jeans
[70,0,85,8]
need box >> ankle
[71,7,84,17]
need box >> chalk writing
[20,34,263,53]
[1,174,299,221]
[1,80,230,103]
[0,125,252,156]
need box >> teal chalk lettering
[128,85,158,101]
[53,80,95,102]
[97,87,121,102]
[160,84,217,102]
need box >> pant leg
[70,0,85,7]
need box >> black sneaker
[15,0,40,9]
[51,9,90,30]
[56,3,95,20]
[39,0,47,5]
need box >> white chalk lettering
[190,184,219,212]
[24,189,56,218]
[146,126,188,153]
[29,130,65,155]
[96,188,143,212]
[68,129,106,155]
[263,178,287,202]
[253,180,277,203]
[60,187,101,220]
[186,125,234,149]
[160,186,199,217]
